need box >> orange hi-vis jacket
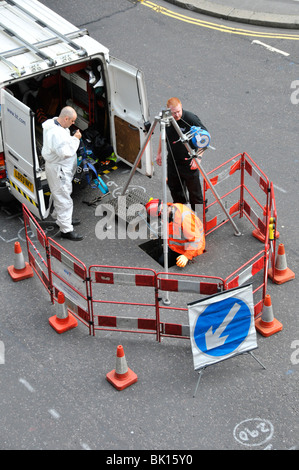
[168,203,205,260]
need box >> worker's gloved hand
[176,255,188,268]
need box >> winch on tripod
[185,126,211,149]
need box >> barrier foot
[7,241,34,282]
[106,345,138,391]
[255,294,282,337]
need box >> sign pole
[193,368,205,398]
[248,351,266,370]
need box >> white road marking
[48,409,61,420]
[251,40,290,56]
[19,378,36,393]
[80,442,92,450]
[273,184,287,194]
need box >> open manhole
[139,237,178,268]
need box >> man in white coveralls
[42,106,83,241]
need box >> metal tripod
[121,108,242,302]
[122,108,241,236]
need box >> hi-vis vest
[168,203,205,260]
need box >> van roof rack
[5,0,87,57]
[0,21,57,67]
[0,0,88,76]
[0,52,26,78]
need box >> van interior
[5,58,115,187]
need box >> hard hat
[145,198,162,217]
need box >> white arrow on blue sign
[188,284,257,370]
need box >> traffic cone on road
[49,291,78,333]
[106,345,138,391]
[268,243,295,284]
[255,294,283,337]
[7,241,34,282]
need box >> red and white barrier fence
[23,205,53,301]
[48,238,92,334]
[89,265,159,339]
[20,152,290,340]
[203,152,270,239]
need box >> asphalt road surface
[0,0,298,452]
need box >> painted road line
[273,184,288,194]
[48,408,61,420]
[19,378,36,393]
[252,40,290,56]
[139,1,299,40]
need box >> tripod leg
[193,158,241,236]
[161,120,170,305]
[170,116,242,237]
[121,118,159,196]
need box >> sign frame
[188,284,258,371]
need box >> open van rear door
[107,57,153,177]
[1,89,47,219]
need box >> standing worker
[145,199,205,268]
[42,106,83,241]
[156,97,208,215]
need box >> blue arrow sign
[193,297,251,356]
[188,284,257,370]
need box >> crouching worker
[145,199,205,268]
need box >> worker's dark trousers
[167,161,204,211]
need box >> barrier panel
[203,152,270,237]
[203,153,243,235]
[156,272,224,340]
[203,152,271,316]
[241,152,270,241]
[22,205,53,302]
[223,250,267,318]
[89,265,159,339]
[48,238,92,334]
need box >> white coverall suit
[42,118,80,233]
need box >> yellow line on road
[139,0,299,40]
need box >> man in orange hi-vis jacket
[145,199,205,268]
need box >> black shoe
[61,230,83,241]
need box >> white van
[0,0,153,219]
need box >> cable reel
[186,126,211,149]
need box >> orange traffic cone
[49,291,78,333]
[252,206,279,242]
[106,345,138,391]
[268,243,295,284]
[7,241,34,282]
[255,294,283,337]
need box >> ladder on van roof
[0,0,88,76]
